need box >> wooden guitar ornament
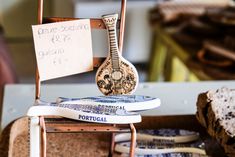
[96,14,139,95]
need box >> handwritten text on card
[32,19,93,81]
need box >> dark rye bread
[196,87,235,157]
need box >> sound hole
[111,71,122,80]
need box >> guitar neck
[102,14,120,70]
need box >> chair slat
[45,123,130,133]
[43,17,120,29]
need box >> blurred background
[1,1,235,156]
[0,0,235,86]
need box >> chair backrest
[35,0,126,100]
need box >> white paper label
[32,19,93,81]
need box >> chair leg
[108,124,116,157]
[29,117,41,157]
[129,123,136,157]
[39,116,47,157]
[108,133,115,157]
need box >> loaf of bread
[196,87,235,157]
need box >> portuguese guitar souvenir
[96,14,139,95]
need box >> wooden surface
[0,115,226,157]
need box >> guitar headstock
[102,14,118,29]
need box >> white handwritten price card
[32,19,93,81]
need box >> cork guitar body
[96,56,138,95]
[96,14,139,95]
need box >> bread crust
[196,89,235,157]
